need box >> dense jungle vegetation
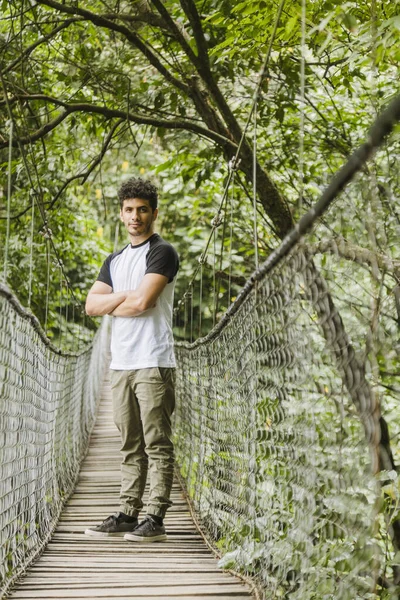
[1,0,398,343]
[1,0,400,595]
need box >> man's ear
[152,208,159,221]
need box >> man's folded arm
[110,273,169,317]
[85,281,128,316]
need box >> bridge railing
[174,248,384,599]
[173,96,400,600]
[0,284,109,596]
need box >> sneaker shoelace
[140,517,157,532]
[102,512,123,526]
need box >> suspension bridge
[0,92,400,599]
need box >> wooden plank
[10,596,252,600]
[18,574,236,586]
[26,568,223,575]
[9,583,251,597]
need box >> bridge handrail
[0,285,109,596]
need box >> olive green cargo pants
[110,367,175,519]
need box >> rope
[199,261,203,337]
[228,175,234,305]
[175,0,286,327]
[28,196,35,307]
[3,120,13,282]
[174,467,264,600]
[59,266,63,344]
[173,91,400,597]
[44,237,51,334]
[0,285,110,596]
[252,103,259,270]
[298,0,307,214]
[177,91,400,350]
[0,73,89,332]
[190,283,194,343]
[213,229,217,326]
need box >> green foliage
[1,0,400,594]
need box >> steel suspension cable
[175,0,286,325]
[0,72,95,335]
[298,0,307,214]
[3,120,13,282]
[28,196,35,307]
[252,103,259,270]
[228,177,234,305]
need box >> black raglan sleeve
[145,240,179,283]
[96,254,113,288]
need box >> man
[84,177,179,542]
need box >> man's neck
[129,230,156,246]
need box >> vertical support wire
[190,283,194,344]
[252,104,259,270]
[3,120,13,282]
[365,1,384,588]
[213,229,217,327]
[113,220,120,253]
[44,238,51,335]
[184,291,188,341]
[59,266,63,345]
[199,262,203,338]
[298,0,307,214]
[5,78,84,332]
[65,285,69,346]
[228,175,234,306]
[251,61,260,538]
[217,191,230,316]
[28,196,35,307]
[72,301,76,351]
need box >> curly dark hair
[118,177,158,210]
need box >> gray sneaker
[124,516,167,542]
[85,512,138,537]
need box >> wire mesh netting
[0,284,109,596]
[174,254,380,599]
[173,102,400,598]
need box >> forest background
[1,0,400,595]
[1,0,398,345]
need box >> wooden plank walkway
[8,376,254,600]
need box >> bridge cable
[175,0,286,334]
[28,195,35,307]
[228,175,234,305]
[252,102,259,270]
[1,72,95,345]
[3,120,13,282]
[215,185,231,317]
[44,236,51,333]
[298,0,307,214]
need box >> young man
[85,177,179,542]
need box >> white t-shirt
[97,234,179,370]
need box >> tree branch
[2,17,83,75]
[34,0,190,94]
[0,94,236,150]
[48,118,125,210]
[150,0,199,65]
[101,10,167,30]
[179,0,210,66]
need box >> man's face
[120,198,158,241]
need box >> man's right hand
[85,281,128,316]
